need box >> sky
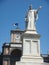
[0,0,49,54]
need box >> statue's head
[29,4,32,10]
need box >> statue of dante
[25,5,42,31]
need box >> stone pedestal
[16,31,44,65]
[16,62,49,65]
[21,56,43,63]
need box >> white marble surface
[23,36,40,56]
[25,9,38,31]
[16,62,49,65]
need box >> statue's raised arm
[34,6,42,21]
[36,6,42,13]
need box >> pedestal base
[21,56,43,63]
[16,56,45,65]
[16,62,49,65]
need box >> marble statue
[25,5,42,30]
